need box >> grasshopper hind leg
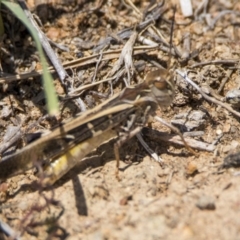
[114,105,154,179]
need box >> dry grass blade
[0,46,158,84]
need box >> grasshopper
[0,69,174,186]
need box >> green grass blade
[1,0,59,115]
[0,3,4,36]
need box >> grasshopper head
[145,69,175,109]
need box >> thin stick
[143,128,216,152]
[0,219,20,240]
[176,70,240,118]
[217,69,233,94]
[190,59,237,68]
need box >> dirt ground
[1,0,240,239]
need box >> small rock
[222,151,240,168]
[226,89,240,108]
[216,129,222,135]
[179,0,193,17]
[171,110,206,131]
[196,195,216,210]
[119,195,132,205]
[186,161,198,176]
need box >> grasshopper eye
[153,79,168,90]
[145,69,175,95]
[145,69,167,84]
[154,77,175,92]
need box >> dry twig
[176,70,240,118]
[143,128,216,152]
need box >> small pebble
[119,195,132,205]
[216,129,222,135]
[196,195,216,210]
[179,0,193,17]
[226,89,240,107]
[186,161,198,176]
